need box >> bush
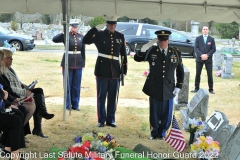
[11,21,19,31]
[89,16,105,28]
[215,21,239,39]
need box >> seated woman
[0,85,26,160]
[0,50,32,136]
[1,49,54,138]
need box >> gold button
[109,55,113,59]
[111,48,113,50]
[112,41,113,43]
[163,71,165,72]
[163,76,165,78]
[163,61,165,63]
[112,45,113,47]
[111,38,113,39]
[111,52,113,54]
[111,34,112,36]
[163,66,165,68]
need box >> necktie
[204,36,207,43]
[161,49,165,59]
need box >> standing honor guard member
[83,16,127,128]
[134,30,184,140]
[52,19,85,111]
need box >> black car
[116,22,195,57]
[0,25,35,51]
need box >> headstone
[180,88,209,122]
[186,88,209,121]
[204,110,229,139]
[215,124,235,154]
[221,54,234,79]
[213,49,223,71]
[174,66,190,110]
[190,20,200,38]
[221,123,240,160]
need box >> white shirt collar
[203,34,208,37]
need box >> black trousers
[0,109,25,151]
[194,62,213,91]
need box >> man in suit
[83,16,127,128]
[134,30,184,140]
[191,26,216,94]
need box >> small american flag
[165,115,186,152]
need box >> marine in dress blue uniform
[83,16,127,127]
[134,30,184,139]
[52,19,85,110]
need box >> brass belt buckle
[109,55,113,59]
[74,51,76,54]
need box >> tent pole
[62,0,69,121]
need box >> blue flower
[74,136,82,143]
[106,134,112,141]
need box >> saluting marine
[83,16,127,128]
[134,30,184,140]
[52,19,85,111]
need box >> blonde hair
[0,50,5,75]
[2,48,13,58]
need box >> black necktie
[161,49,165,59]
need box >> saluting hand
[141,38,158,52]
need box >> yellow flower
[98,132,105,137]
[82,133,94,142]
[198,125,203,130]
[191,143,198,151]
[103,141,109,147]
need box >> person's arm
[81,42,86,67]
[52,33,64,43]
[120,36,128,75]
[207,38,216,58]
[175,50,184,89]
[194,37,202,57]
[82,27,98,44]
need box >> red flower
[58,158,63,160]
[82,141,91,149]
[89,151,99,158]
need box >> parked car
[116,22,196,57]
[0,25,35,51]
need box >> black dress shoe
[38,112,54,120]
[191,89,199,93]
[209,90,215,94]
[106,123,117,127]
[97,123,104,127]
[32,130,48,138]
[73,108,80,111]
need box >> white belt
[98,53,119,60]
[65,51,81,54]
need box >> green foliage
[0,13,14,22]
[11,21,18,31]
[215,21,239,39]
[118,16,131,22]
[89,16,105,28]
[139,18,157,25]
[42,14,51,24]
[162,20,170,27]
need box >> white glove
[173,87,180,95]
[95,23,106,30]
[140,38,158,52]
[174,94,178,104]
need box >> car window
[146,29,158,38]
[116,23,139,35]
[141,25,162,36]
[170,32,187,41]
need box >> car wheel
[10,41,23,51]
[125,43,131,55]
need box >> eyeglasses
[202,29,208,30]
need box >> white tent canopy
[1,0,240,23]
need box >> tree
[0,13,14,22]
[41,15,51,24]
[139,18,157,25]
[118,16,131,22]
[89,16,105,28]
[215,22,239,39]
[14,12,42,29]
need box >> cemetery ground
[6,51,240,160]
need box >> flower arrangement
[58,131,118,160]
[182,117,206,136]
[215,70,222,77]
[191,136,220,159]
[129,52,135,58]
